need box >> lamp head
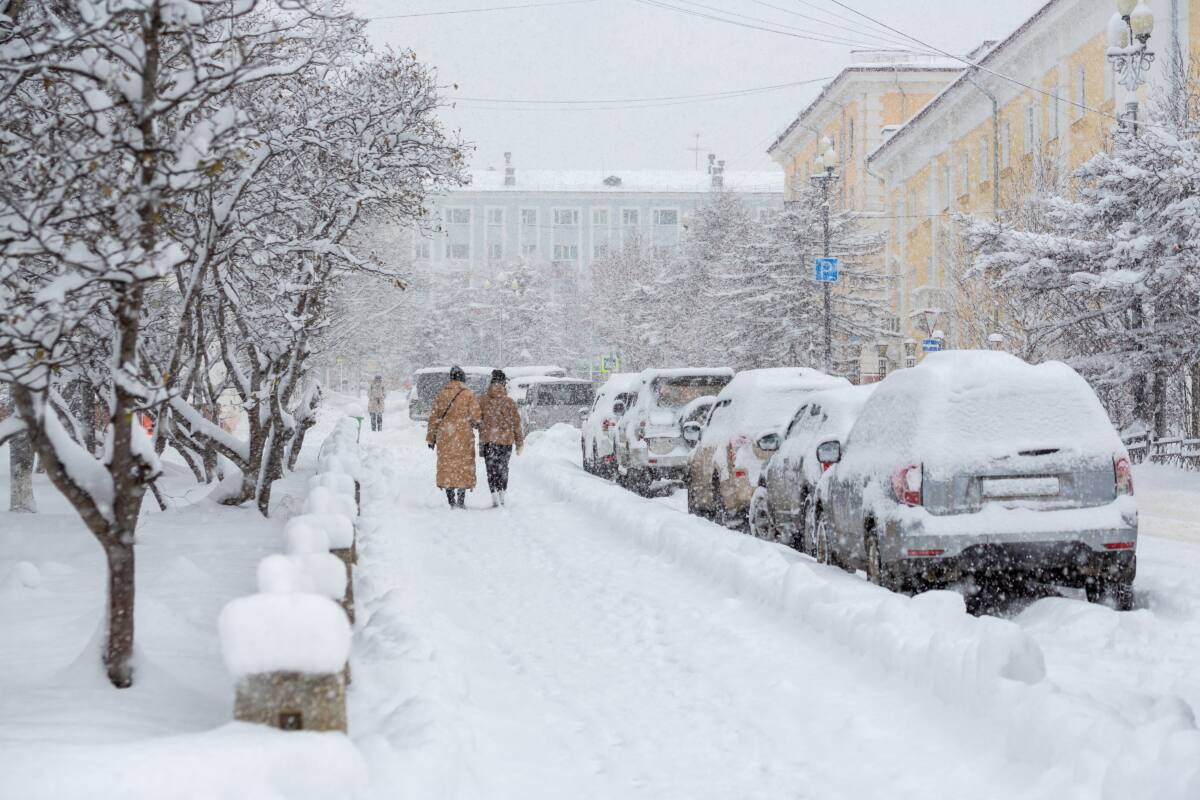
[1108,13,1129,48]
[1116,0,1136,18]
[821,147,839,171]
[1130,2,1154,38]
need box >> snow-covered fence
[1124,433,1200,470]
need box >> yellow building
[867,0,1198,365]
[767,50,963,378]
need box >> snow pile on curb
[524,425,1200,799]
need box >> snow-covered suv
[615,368,733,494]
[581,372,640,477]
[816,351,1138,608]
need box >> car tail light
[1114,455,1134,496]
[907,548,944,557]
[1103,542,1135,550]
[891,463,923,506]
[601,418,612,432]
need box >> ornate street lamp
[1107,1,1155,128]
[809,136,839,374]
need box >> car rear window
[651,376,730,408]
[535,383,594,405]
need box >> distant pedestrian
[368,375,386,431]
[478,369,524,507]
[426,366,482,509]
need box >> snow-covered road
[347,412,1200,799]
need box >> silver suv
[816,352,1138,609]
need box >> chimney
[504,152,516,187]
[711,158,725,190]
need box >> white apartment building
[412,154,785,291]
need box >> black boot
[455,489,467,508]
[445,489,456,508]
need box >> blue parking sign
[922,338,942,352]
[814,257,839,283]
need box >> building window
[849,118,855,156]
[621,208,639,226]
[1001,121,1011,168]
[521,243,537,257]
[593,242,609,258]
[520,208,537,226]
[1050,85,1060,140]
[651,245,672,259]
[592,208,609,226]
[488,243,503,260]
[446,243,469,260]
[553,208,579,226]
[414,240,431,260]
[942,164,952,210]
[979,136,990,182]
[1025,104,1036,153]
[757,208,777,223]
[1075,64,1086,120]
[446,208,471,225]
[653,209,679,226]
[487,208,504,226]
[553,244,578,261]
[959,150,969,196]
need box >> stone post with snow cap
[286,511,356,622]
[219,556,351,732]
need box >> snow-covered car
[581,373,641,477]
[615,368,734,494]
[504,365,567,380]
[815,351,1138,609]
[685,368,849,528]
[408,366,494,421]
[511,377,595,433]
[749,384,876,549]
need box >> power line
[453,75,833,106]
[364,0,600,21]
[748,0,921,51]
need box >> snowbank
[522,424,1200,798]
[218,592,351,677]
[287,513,354,550]
[303,485,357,518]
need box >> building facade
[412,155,784,292]
[865,0,1199,365]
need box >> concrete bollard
[233,671,346,732]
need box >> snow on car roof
[513,376,591,385]
[803,384,878,439]
[716,367,849,400]
[503,365,567,378]
[596,372,642,392]
[843,351,1123,469]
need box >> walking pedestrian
[367,375,386,431]
[478,369,524,507]
[426,366,481,509]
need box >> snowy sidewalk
[349,418,1077,799]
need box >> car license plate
[982,476,1060,498]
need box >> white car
[614,367,734,494]
[510,376,595,433]
[581,373,641,478]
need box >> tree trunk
[1192,361,1200,438]
[103,541,135,688]
[67,377,96,453]
[1152,370,1168,439]
[9,430,36,513]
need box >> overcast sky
[354,0,1046,174]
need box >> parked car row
[581,353,1139,609]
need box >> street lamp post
[809,137,839,374]
[1107,0,1156,132]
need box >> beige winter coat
[367,379,386,414]
[479,383,525,448]
[426,380,482,489]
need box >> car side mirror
[681,420,703,445]
[756,432,781,452]
[612,401,626,416]
[816,440,842,465]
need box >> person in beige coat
[367,376,386,431]
[426,367,482,508]
[478,369,525,507]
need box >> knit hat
[449,366,466,382]
[491,369,508,385]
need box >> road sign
[814,257,839,283]
[599,355,620,374]
[922,338,942,353]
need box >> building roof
[458,169,784,195]
[866,0,1060,166]
[767,51,965,157]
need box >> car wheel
[796,494,816,556]
[712,473,744,531]
[1086,576,1134,611]
[686,478,707,518]
[631,468,653,497]
[814,509,833,565]
[581,438,592,473]
[749,486,775,541]
[865,533,899,591]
